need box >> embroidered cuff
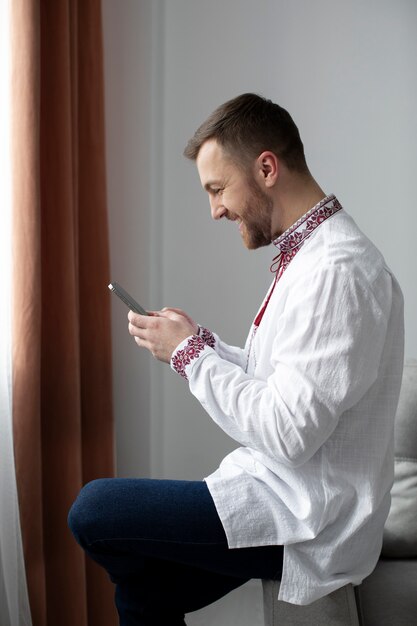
[197,325,216,348]
[171,335,207,380]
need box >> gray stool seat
[357,558,417,626]
[262,581,361,626]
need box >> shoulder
[277,210,398,318]
[293,209,388,286]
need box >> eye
[206,184,224,197]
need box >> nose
[210,197,226,221]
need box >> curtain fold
[0,1,32,622]
[11,1,116,624]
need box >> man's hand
[128,307,199,363]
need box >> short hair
[184,93,308,173]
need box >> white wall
[102,1,417,623]
[103,0,162,477]
[103,0,417,480]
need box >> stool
[262,580,362,625]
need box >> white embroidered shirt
[170,195,404,605]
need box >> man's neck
[271,175,326,240]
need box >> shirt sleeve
[197,325,248,368]
[171,264,393,468]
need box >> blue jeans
[68,478,283,625]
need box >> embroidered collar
[270,194,342,275]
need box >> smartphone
[108,282,148,315]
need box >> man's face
[196,139,274,250]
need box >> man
[69,94,404,625]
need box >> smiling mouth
[225,213,244,233]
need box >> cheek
[227,191,247,214]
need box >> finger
[134,336,160,359]
[128,322,138,337]
[128,321,151,338]
[134,336,149,348]
[157,309,182,321]
[128,310,143,324]
[128,310,155,327]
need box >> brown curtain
[11,1,117,624]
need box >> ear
[256,151,279,188]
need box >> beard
[239,177,274,249]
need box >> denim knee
[68,478,112,548]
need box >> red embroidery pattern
[172,335,206,380]
[271,195,342,276]
[198,326,216,348]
